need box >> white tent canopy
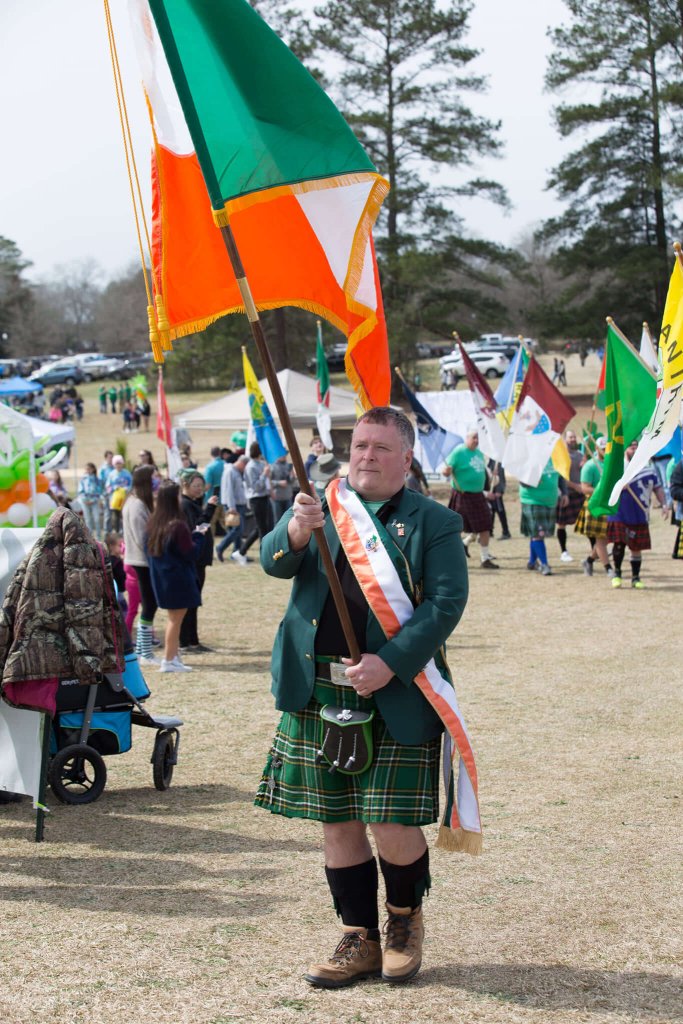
[175,369,359,432]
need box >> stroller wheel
[152,731,176,791]
[49,744,107,805]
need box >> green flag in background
[588,321,657,516]
[315,322,333,449]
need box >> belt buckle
[329,662,351,686]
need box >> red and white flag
[503,357,576,486]
[457,343,506,461]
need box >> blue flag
[398,374,462,471]
[242,350,287,463]
[494,347,527,424]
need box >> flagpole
[219,223,361,663]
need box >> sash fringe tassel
[437,825,482,856]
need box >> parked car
[307,343,347,372]
[78,354,126,380]
[117,353,154,379]
[439,350,509,385]
[466,338,520,360]
[29,363,85,387]
[415,341,454,359]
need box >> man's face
[311,438,324,455]
[348,420,412,501]
[465,432,479,451]
[565,430,577,450]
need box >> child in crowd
[77,462,103,539]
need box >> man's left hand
[341,653,393,697]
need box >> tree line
[2,0,682,387]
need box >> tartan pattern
[448,490,492,534]
[574,501,609,539]
[607,520,651,550]
[254,676,440,824]
[556,489,584,526]
[520,503,557,538]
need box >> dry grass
[0,352,681,1023]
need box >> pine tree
[312,0,508,327]
[542,0,683,337]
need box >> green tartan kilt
[574,500,609,539]
[254,676,441,825]
[520,503,557,537]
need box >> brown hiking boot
[382,902,424,983]
[304,926,382,989]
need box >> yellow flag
[659,257,683,389]
[551,437,571,480]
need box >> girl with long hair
[122,465,158,665]
[146,480,208,673]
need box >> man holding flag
[255,408,479,987]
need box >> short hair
[354,407,415,451]
[210,446,221,458]
[249,441,261,459]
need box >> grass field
[0,350,680,1024]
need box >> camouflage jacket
[0,507,124,705]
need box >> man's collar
[346,479,405,510]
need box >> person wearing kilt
[255,408,476,988]
[556,430,585,562]
[443,428,499,568]
[574,437,614,577]
[607,442,668,589]
[520,462,561,576]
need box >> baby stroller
[48,639,183,805]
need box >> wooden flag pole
[219,223,361,663]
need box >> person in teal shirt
[574,436,613,577]
[520,462,560,575]
[443,428,498,568]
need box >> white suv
[439,350,509,385]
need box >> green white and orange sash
[326,478,482,855]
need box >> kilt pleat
[607,520,652,549]
[254,677,440,825]
[556,489,584,526]
[574,501,609,539]
[448,490,492,534]
[520,503,557,537]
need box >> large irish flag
[128,0,390,407]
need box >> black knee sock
[379,850,430,910]
[613,542,626,576]
[325,857,379,931]
[557,527,567,553]
[630,556,642,580]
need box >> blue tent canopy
[0,376,43,396]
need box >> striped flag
[315,322,333,450]
[129,0,390,408]
[156,368,172,447]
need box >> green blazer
[260,487,468,744]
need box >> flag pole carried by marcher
[107,0,399,662]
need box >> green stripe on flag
[147,0,377,209]
[588,323,656,516]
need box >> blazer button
[311,618,317,626]
[305,653,313,660]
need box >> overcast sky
[0,0,571,283]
